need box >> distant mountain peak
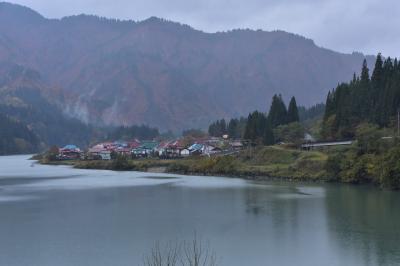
[137,16,196,33]
[142,16,165,24]
[61,14,136,25]
[0,2,44,24]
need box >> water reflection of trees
[325,185,400,266]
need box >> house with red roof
[59,145,83,160]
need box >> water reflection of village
[57,137,245,161]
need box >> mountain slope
[0,62,94,151]
[0,112,40,155]
[0,2,375,131]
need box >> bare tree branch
[143,234,218,266]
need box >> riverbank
[36,146,329,181]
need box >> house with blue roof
[59,144,82,160]
[132,141,159,157]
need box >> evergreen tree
[287,96,300,123]
[359,59,372,119]
[244,113,255,141]
[322,54,400,139]
[228,118,239,139]
[361,59,370,84]
[208,119,228,137]
[371,53,384,123]
[268,94,288,127]
[263,120,275,145]
[324,91,334,119]
[220,119,227,135]
[244,111,267,143]
[237,117,248,138]
[371,53,384,87]
[298,103,325,121]
[209,117,247,138]
[351,73,357,85]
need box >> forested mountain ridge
[0,2,375,131]
[0,62,94,153]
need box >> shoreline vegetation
[34,137,400,190]
[35,145,329,181]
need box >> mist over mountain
[0,2,375,131]
[0,62,94,151]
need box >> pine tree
[263,120,275,145]
[208,123,215,136]
[371,54,384,87]
[220,119,227,135]
[324,91,334,119]
[361,59,370,84]
[359,59,372,119]
[351,73,357,85]
[244,113,255,141]
[287,96,300,123]
[322,54,400,138]
[243,111,267,144]
[228,118,239,138]
[371,54,384,123]
[268,94,288,127]
[377,58,395,126]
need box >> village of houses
[57,136,245,161]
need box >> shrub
[273,122,305,145]
[380,147,400,190]
[46,146,60,161]
[111,154,132,170]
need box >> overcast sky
[9,0,400,57]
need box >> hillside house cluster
[56,137,244,161]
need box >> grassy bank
[166,146,328,180]
[37,146,329,181]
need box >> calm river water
[0,155,399,266]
